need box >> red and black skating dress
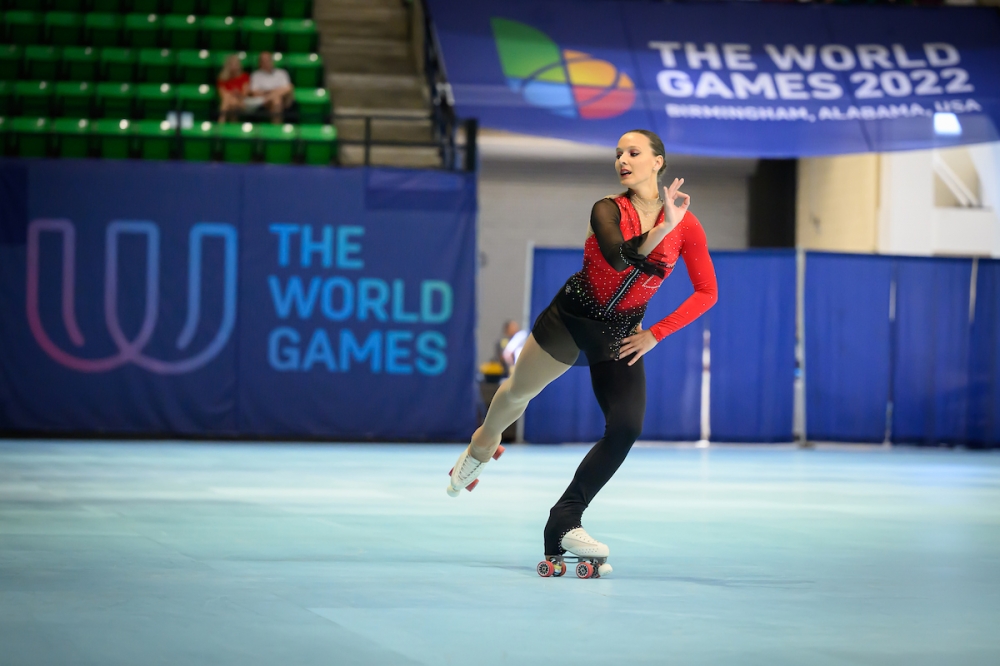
[532,193,718,366]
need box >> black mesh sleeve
[589,199,666,278]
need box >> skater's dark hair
[623,129,667,179]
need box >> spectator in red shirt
[217,55,254,124]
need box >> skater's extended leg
[544,358,646,554]
[468,334,572,462]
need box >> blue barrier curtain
[709,251,796,442]
[969,259,1000,447]
[805,252,893,442]
[892,257,973,444]
[523,249,604,443]
[524,249,703,443]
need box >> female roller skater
[447,129,718,577]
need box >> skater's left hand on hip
[618,325,658,366]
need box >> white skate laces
[560,527,610,558]
[446,445,505,497]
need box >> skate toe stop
[598,563,613,577]
[446,485,460,497]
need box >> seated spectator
[250,52,294,124]
[217,55,255,124]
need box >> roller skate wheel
[576,561,595,579]
[448,467,454,475]
[552,559,566,577]
[597,563,613,577]
[492,445,505,460]
[465,479,479,492]
[537,560,554,577]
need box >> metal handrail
[332,113,476,172]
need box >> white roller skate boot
[446,445,505,496]
[561,527,612,578]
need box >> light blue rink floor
[2,441,1000,666]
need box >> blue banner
[0,160,478,440]
[428,0,1000,156]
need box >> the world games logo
[26,219,238,375]
[491,17,636,119]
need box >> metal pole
[463,118,478,172]
[363,116,371,166]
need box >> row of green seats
[0,80,332,122]
[0,46,323,87]
[1,116,337,164]
[2,12,318,52]
[2,1,312,19]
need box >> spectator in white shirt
[250,52,294,124]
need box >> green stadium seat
[10,117,49,157]
[61,46,98,80]
[51,0,88,11]
[164,0,201,15]
[85,13,124,48]
[91,0,126,12]
[125,13,163,49]
[4,11,44,46]
[176,49,214,84]
[44,12,84,47]
[15,80,54,117]
[100,48,137,82]
[273,51,321,87]
[0,82,12,116]
[242,0,271,17]
[138,48,174,82]
[278,19,317,53]
[243,17,277,53]
[176,82,215,120]
[202,16,239,51]
[294,87,329,124]
[91,117,131,158]
[132,0,162,13]
[55,81,94,117]
[132,119,174,159]
[257,122,295,163]
[277,0,311,20]
[0,45,23,81]
[181,119,214,160]
[50,117,90,158]
[216,121,254,162]
[24,46,61,81]
[162,14,200,50]
[299,123,336,165]
[96,81,134,118]
[136,82,175,119]
[206,0,236,17]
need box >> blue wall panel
[709,251,796,442]
[805,252,893,442]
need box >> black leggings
[543,356,646,555]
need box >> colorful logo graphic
[491,17,636,119]
[27,219,237,374]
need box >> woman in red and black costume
[447,129,718,574]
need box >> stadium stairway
[316,0,439,168]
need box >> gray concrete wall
[476,140,756,365]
